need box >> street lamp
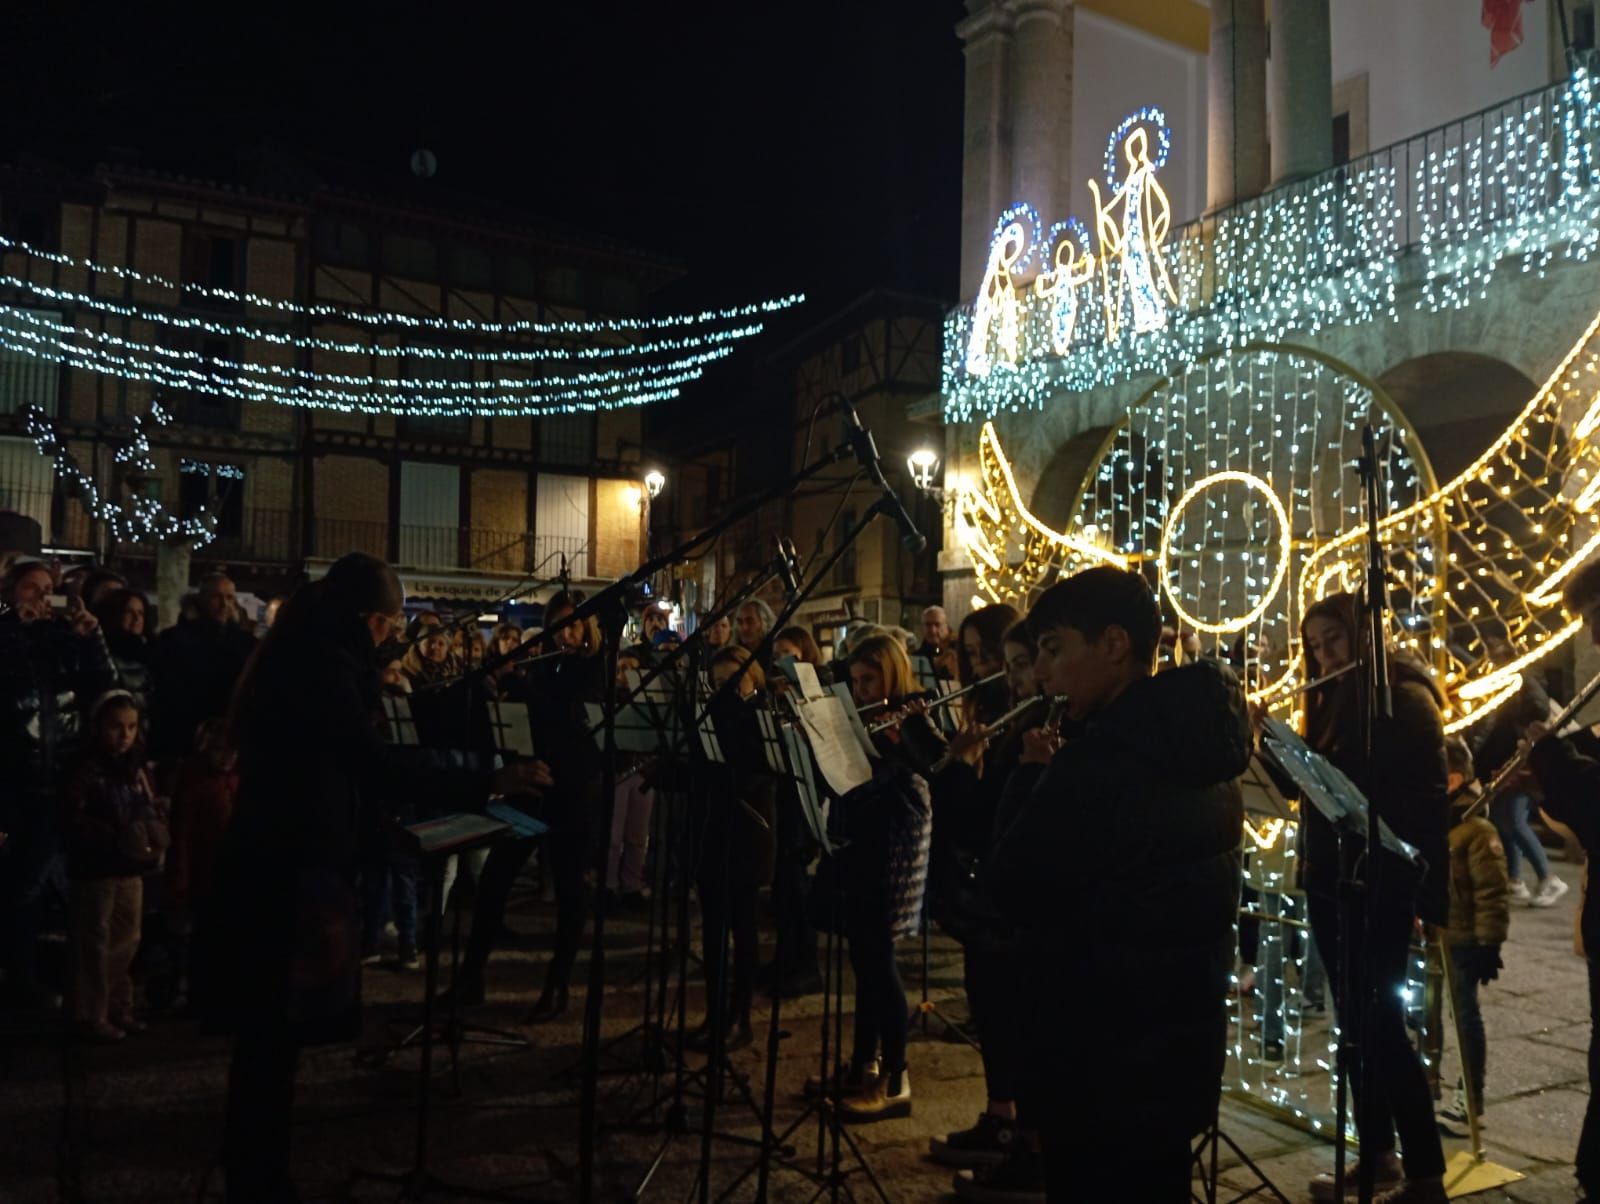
[644,468,666,499]
[906,447,942,495]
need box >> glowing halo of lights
[1102,105,1173,188]
[1157,470,1292,635]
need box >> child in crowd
[1441,737,1510,1126]
[167,718,239,1008]
[63,690,169,1040]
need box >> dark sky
[8,3,966,315]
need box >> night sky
[7,4,966,318]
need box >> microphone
[841,399,927,553]
[776,537,802,599]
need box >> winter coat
[525,650,607,837]
[697,691,779,892]
[983,659,1249,1144]
[165,758,238,914]
[816,758,932,944]
[62,754,167,879]
[1528,728,1600,956]
[195,604,494,1044]
[150,618,256,762]
[1302,672,1451,925]
[0,612,115,834]
[1447,795,1510,946]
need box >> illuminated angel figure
[1033,223,1096,354]
[965,217,1029,377]
[1089,127,1177,339]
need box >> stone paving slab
[0,856,1593,1202]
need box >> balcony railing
[944,50,1600,414]
[81,503,591,578]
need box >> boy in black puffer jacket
[976,567,1248,1203]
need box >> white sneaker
[1508,879,1532,903]
[1532,876,1570,908]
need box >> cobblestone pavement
[0,858,1590,1202]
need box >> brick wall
[592,477,642,579]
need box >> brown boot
[833,1068,911,1123]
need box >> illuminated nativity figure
[1090,126,1177,340]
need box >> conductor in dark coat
[196,554,551,1204]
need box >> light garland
[944,63,1600,422]
[24,404,215,547]
[0,232,802,340]
[0,303,729,415]
[1157,470,1291,635]
[959,314,1600,731]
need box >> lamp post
[906,446,943,502]
[641,468,665,561]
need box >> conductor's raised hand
[494,758,554,798]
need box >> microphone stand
[1348,424,1393,1204]
[560,425,900,1202]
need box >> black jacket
[1529,727,1600,954]
[0,613,115,831]
[1302,674,1450,925]
[197,605,492,1042]
[983,660,1249,1141]
[150,618,256,761]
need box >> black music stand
[351,812,558,1203]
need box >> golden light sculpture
[955,318,1600,730]
[1297,305,1600,731]
[1157,470,1293,636]
[953,421,1127,606]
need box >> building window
[179,458,245,538]
[598,274,640,315]
[538,412,596,466]
[449,245,492,290]
[396,350,472,442]
[172,337,240,428]
[183,231,243,300]
[0,306,61,415]
[398,414,471,442]
[546,266,581,305]
[315,219,370,267]
[3,200,57,252]
[383,233,438,281]
[1332,112,1351,167]
[834,508,857,587]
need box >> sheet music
[791,660,828,702]
[381,694,418,747]
[796,693,874,796]
[404,812,509,855]
[488,698,536,758]
[1259,718,1419,864]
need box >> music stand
[352,812,557,1202]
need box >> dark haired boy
[974,566,1249,1202]
[1523,557,1600,1200]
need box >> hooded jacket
[983,659,1249,1141]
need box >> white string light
[0,232,802,340]
[945,64,1600,422]
[0,304,729,415]
[24,404,216,547]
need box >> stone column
[1268,0,1333,187]
[1007,0,1073,272]
[1207,0,1269,212]
[957,1,1014,298]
